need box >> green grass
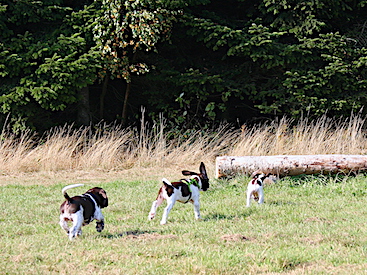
[1,174,367,274]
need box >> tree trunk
[100,74,109,120]
[77,86,91,126]
[121,52,137,125]
[121,82,131,126]
[215,155,367,178]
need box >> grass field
[1,115,367,274]
[1,173,367,274]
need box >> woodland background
[1,0,367,132]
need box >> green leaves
[1,0,367,131]
[93,0,179,82]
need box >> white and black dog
[246,170,269,207]
[148,162,209,225]
[59,184,108,240]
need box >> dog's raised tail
[162,178,172,186]
[62,184,84,200]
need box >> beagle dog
[59,184,108,240]
[246,171,268,207]
[148,162,209,225]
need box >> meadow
[1,115,367,274]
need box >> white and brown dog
[59,184,108,240]
[246,171,268,207]
[148,162,209,225]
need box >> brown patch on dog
[170,181,191,197]
[221,234,251,242]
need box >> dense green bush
[1,0,367,131]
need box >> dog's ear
[182,170,198,176]
[251,170,264,178]
[199,162,208,179]
[99,189,108,208]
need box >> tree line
[1,0,367,132]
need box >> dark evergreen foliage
[0,0,367,131]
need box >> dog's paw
[148,213,155,220]
[96,222,104,232]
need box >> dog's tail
[162,178,172,187]
[62,184,84,200]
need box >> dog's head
[86,187,108,208]
[251,170,275,184]
[251,170,266,180]
[182,162,210,191]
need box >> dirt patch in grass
[304,216,332,224]
[220,234,252,242]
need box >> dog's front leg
[96,215,105,232]
[160,198,176,225]
[258,187,264,205]
[94,209,105,232]
[96,220,104,232]
[246,189,252,207]
[193,200,201,220]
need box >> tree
[0,0,186,130]
[0,0,101,130]
[92,0,181,124]
[1,0,367,131]
[142,0,367,126]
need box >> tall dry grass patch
[230,115,367,156]
[0,115,366,174]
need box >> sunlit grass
[1,175,367,274]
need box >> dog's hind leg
[69,211,84,240]
[148,192,165,221]
[160,198,176,225]
[59,217,70,235]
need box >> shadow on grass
[267,200,297,206]
[204,211,253,221]
[101,230,158,239]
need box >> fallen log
[215,155,367,178]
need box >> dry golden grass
[0,114,366,181]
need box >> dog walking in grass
[148,162,209,225]
[246,170,268,207]
[59,184,108,240]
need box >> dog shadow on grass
[267,200,297,206]
[203,210,254,221]
[101,230,158,239]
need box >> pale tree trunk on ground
[216,155,367,178]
